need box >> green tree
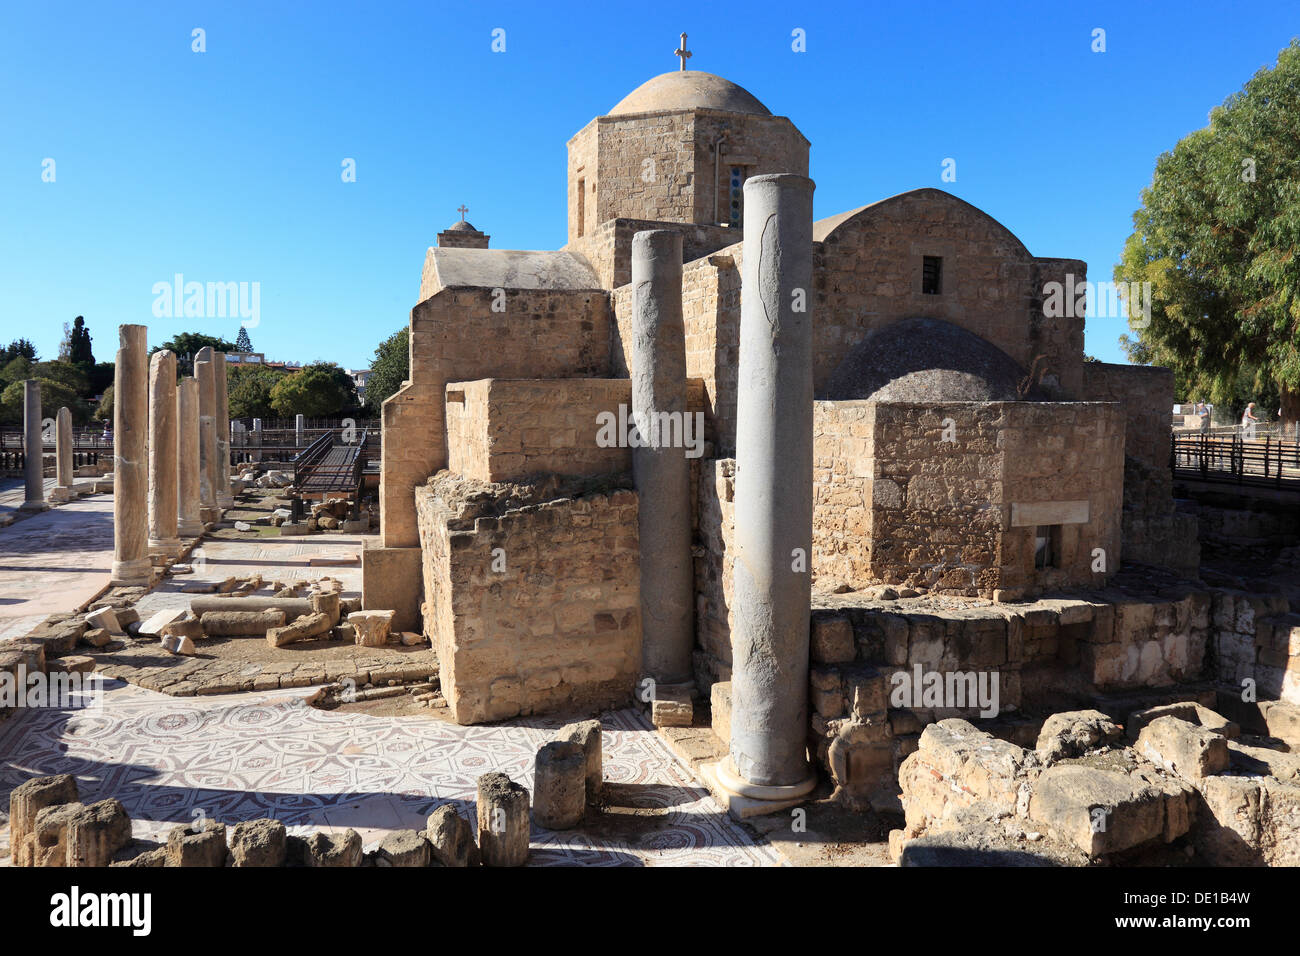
[269,363,356,418]
[94,385,114,422]
[33,360,89,397]
[227,364,287,419]
[0,355,34,390]
[0,377,83,426]
[364,327,408,413]
[1,339,37,364]
[153,333,235,375]
[69,316,95,368]
[235,326,253,352]
[1116,39,1300,428]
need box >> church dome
[446,220,479,232]
[609,71,771,117]
[820,318,1044,403]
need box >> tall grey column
[195,348,218,520]
[147,350,181,555]
[251,417,263,462]
[727,174,816,794]
[177,378,203,537]
[19,380,47,512]
[111,324,151,585]
[51,406,74,502]
[630,229,695,691]
[214,352,233,509]
[295,413,304,448]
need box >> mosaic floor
[0,680,781,867]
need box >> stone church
[362,62,1199,809]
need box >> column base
[200,506,222,524]
[110,558,153,587]
[177,519,205,538]
[49,487,73,503]
[19,500,50,513]
[149,537,184,558]
[701,758,816,820]
[217,495,235,509]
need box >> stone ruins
[4,61,1298,869]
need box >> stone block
[65,799,133,866]
[375,829,430,867]
[811,615,855,664]
[229,818,286,867]
[1135,716,1230,781]
[711,681,731,745]
[304,829,362,867]
[348,609,395,647]
[165,822,229,867]
[425,805,479,867]
[1028,764,1192,858]
[9,774,78,867]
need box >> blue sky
[1,0,1295,370]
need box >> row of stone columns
[110,326,229,586]
[19,389,88,510]
[630,173,817,811]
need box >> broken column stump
[558,719,603,806]
[533,741,586,830]
[9,774,79,867]
[426,805,479,867]
[476,772,530,866]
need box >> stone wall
[566,109,809,247]
[812,401,1125,598]
[443,377,711,485]
[804,581,1224,809]
[1081,361,1199,572]
[416,472,640,724]
[568,218,737,292]
[445,379,633,482]
[380,287,612,548]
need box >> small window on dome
[922,256,943,295]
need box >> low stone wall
[798,575,1293,810]
[417,472,640,724]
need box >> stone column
[195,348,218,521]
[251,418,263,462]
[630,229,695,692]
[147,350,181,555]
[214,352,233,509]
[111,324,151,585]
[726,173,817,796]
[177,378,203,537]
[51,406,74,502]
[295,413,304,448]
[19,380,47,512]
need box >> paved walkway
[0,491,114,641]
[0,680,779,866]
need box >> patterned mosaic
[0,681,781,867]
